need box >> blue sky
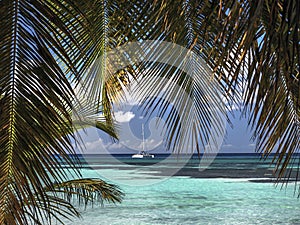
[74,106,256,154]
[219,110,255,153]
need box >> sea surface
[59,154,300,225]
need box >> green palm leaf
[27,178,123,224]
[123,0,299,184]
[241,1,299,183]
[0,0,122,224]
[84,0,298,183]
[45,178,123,206]
[1,0,299,224]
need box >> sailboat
[132,123,155,159]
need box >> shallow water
[57,154,300,225]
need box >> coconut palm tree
[1,0,299,225]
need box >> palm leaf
[129,42,228,154]
[26,178,123,224]
[123,0,299,185]
[1,0,134,223]
[91,0,298,188]
[44,179,124,206]
[84,1,230,156]
[236,1,300,184]
[26,195,80,225]
[75,0,140,127]
[0,1,105,224]
[1,2,299,225]
[72,93,119,140]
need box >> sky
[219,111,255,153]
[74,105,256,155]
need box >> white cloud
[222,144,233,148]
[114,111,135,123]
[76,138,107,154]
[106,142,123,149]
[85,139,103,149]
[137,138,162,150]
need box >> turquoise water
[60,155,300,225]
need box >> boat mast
[142,123,145,152]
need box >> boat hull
[131,154,154,159]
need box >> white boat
[132,124,154,159]
[132,151,154,158]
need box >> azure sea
[60,154,300,225]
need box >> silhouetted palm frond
[45,178,124,206]
[125,0,299,185]
[1,0,299,224]
[0,0,124,224]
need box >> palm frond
[44,179,124,206]
[0,1,97,224]
[241,0,300,184]
[1,1,299,225]
[128,42,228,154]
[26,195,80,225]
[83,1,231,156]
[75,0,139,125]
[25,178,123,225]
[72,93,119,140]
[129,0,299,184]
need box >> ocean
[59,154,300,225]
